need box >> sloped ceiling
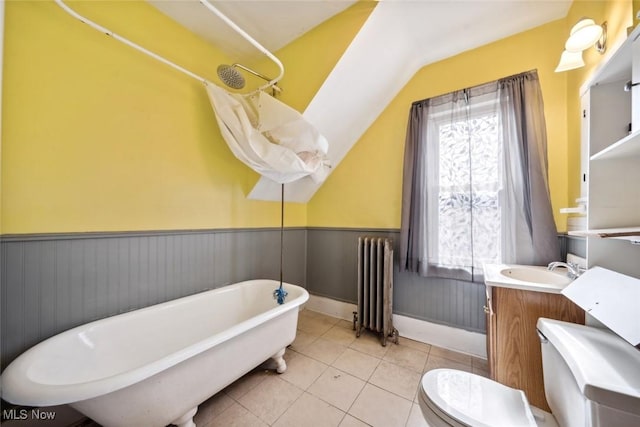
[150,0,572,202]
[148,0,357,62]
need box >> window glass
[433,109,502,270]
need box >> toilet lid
[420,369,537,427]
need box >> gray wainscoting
[0,229,306,369]
[562,234,586,259]
[306,228,487,334]
[1,228,580,369]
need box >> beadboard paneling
[1,228,575,368]
[0,229,306,369]
[564,234,586,258]
[306,228,487,333]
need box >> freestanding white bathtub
[1,279,309,427]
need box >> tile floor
[192,309,489,427]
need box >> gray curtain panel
[400,102,429,275]
[400,70,559,279]
[499,71,560,265]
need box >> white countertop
[483,264,573,294]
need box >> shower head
[217,64,246,89]
[217,63,281,94]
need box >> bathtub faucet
[547,261,584,279]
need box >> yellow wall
[1,0,307,234]
[307,18,570,230]
[304,1,635,232]
[3,1,635,235]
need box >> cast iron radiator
[354,236,398,346]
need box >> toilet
[418,318,640,427]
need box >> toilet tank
[537,318,640,427]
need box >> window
[433,110,502,271]
[401,71,560,282]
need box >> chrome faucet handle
[547,261,583,279]
[547,261,567,270]
[569,262,586,275]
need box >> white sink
[484,264,573,293]
[500,266,572,286]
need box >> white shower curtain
[206,84,330,184]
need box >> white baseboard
[393,314,486,359]
[304,294,357,321]
[303,294,486,359]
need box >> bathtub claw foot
[272,348,287,374]
[172,407,197,427]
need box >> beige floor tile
[348,384,412,427]
[194,392,235,426]
[206,402,268,427]
[333,348,381,381]
[323,325,357,346]
[199,312,476,427]
[349,330,389,359]
[224,368,273,400]
[406,403,430,427]
[279,351,328,390]
[336,319,355,330]
[273,392,345,427]
[290,330,320,351]
[428,346,472,365]
[472,366,490,378]
[397,336,432,354]
[298,337,347,365]
[238,376,303,425]
[423,354,472,374]
[299,309,324,319]
[383,344,428,373]
[299,308,318,318]
[283,348,297,362]
[339,414,371,427]
[412,383,420,404]
[301,310,342,325]
[308,367,366,412]
[308,311,342,325]
[369,360,422,401]
[471,356,489,371]
[298,316,337,336]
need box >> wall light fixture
[555,19,607,72]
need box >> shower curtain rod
[197,0,284,89]
[53,0,284,91]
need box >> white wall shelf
[569,226,640,240]
[576,21,640,303]
[581,24,640,93]
[590,130,640,160]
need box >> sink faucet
[547,261,584,279]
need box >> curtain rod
[197,0,284,90]
[53,0,284,91]
[411,69,539,106]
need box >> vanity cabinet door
[490,286,584,412]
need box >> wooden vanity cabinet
[485,285,584,412]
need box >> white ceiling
[148,0,358,61]
[149,1,572,65]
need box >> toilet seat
[419,369,538,427]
